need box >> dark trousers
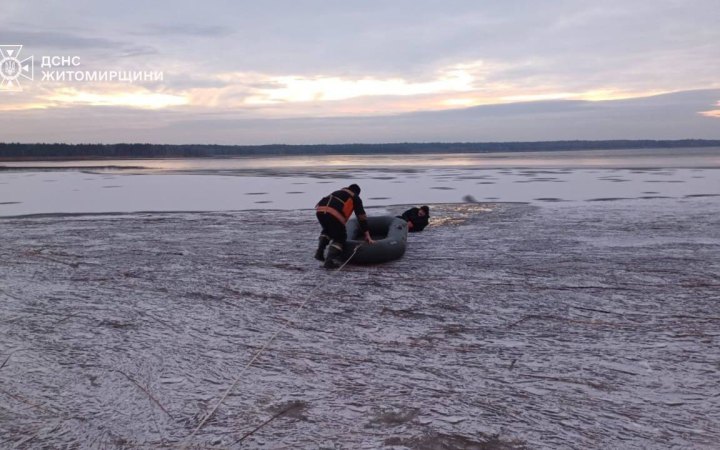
[316,212,347,246]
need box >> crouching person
[315,183,374,269]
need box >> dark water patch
[485,197,499,200]
[369,197,390,200]
[514,177,558,183]
[519,170,571,175]
[644,180,685,183]
[372,176,396,180]
[245,192,268,195]
[638,196,672,200]
[691,176,705,179]
[0,201,21,205]
[586,197,630,202]
[285,191,304,194]
[431,186,455,190]
[291,182,307,185]
[599,178,630,182]
[476,182,496,185]
[456,175,494,180]
[629,168,674,174]
[254,200,273,204]
[642,191,660,194]
[684,194,720,198]
[102,185,122,189]
[43,179,58,182]
[388,168,421,174]
[535,198,566,202]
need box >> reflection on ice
[1,149,719,216]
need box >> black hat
[420,205,430,215]
[348,184,361,194]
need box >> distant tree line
[1,140,719,159]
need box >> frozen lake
[1,147,719,448]
[1,200,718,449]
[1,148,719,216]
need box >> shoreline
[2,140,720,162]
[1,144,719,164]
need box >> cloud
[5,0,719,77]
[1,0,718,143]
[0,29,136,51]
[2,90,718,144]
[241,62,482,104]
[44,87,188,109]
[700,101,720,118]
[134,24,233,37]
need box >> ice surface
[1,165,718,217]
[1,198,719,449]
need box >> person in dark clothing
[399,205,430,232]
[315,184,374,268]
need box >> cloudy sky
[0,0,718,143]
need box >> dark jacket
[316,188,369,232]
[400,207,429,232]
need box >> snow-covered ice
[1,196,719,449]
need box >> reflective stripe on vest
[316,205,348,224]
[316,188,355,224]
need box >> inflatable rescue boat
[342,215,408,264]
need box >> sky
[0,0,718,144]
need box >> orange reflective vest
[316,188,362,224]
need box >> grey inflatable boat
[342,216,408,264]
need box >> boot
[323,243,343,269]
[314,235,330,261]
